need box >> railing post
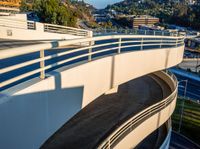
[88,41,92,61]
[145,30,147,35]
[160,38,163,48]
[141,38,143,50]
[176,38,178,47]
[118,38,122,54]
[154,31,155,36]
[162,31,164,36]
[40,50,45,79]
[108,139,111,149]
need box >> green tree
[20,0,32,12]
[33,0,77,27]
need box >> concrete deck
[41,73,171,149]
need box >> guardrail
[97,70,178,149]
[93,28,181,37]
[0,18,35,30]
[0,34,184,90]
[0,18,91,36]
[44,23,90,37]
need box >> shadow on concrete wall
[0,71,84,149]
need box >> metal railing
[0,18,35,30]
[97,71,178,149]
[93,28,181,37]
[44,23,90,37]
[0,18,91,36]
[0,34,184,90]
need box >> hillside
[106,0,200,30]
[20,0,96,27]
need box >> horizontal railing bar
[1,52,90,88]
[1,41,183,76]
[0,42,120,74]
[45,29,87,35]
[44,23,89,32]
[121,40,161,44]
[0,35,184,60]
[44,27,87,33]
[0,58,43,74]
[0,67,43,88]
[92,47,118,55]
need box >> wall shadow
[0,71,84,149]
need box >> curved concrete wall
[160,128,172,149]
[0,45,184,149]
[113,71,177,149]
[114,99,176,149]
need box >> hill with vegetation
[106,0,200,30]
[20,0,96,27]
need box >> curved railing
[0,18,91,36]
[0,34,184,90]
[93,28,181,37]
[97,71,178,149]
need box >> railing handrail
[44,23,89,33]
[0,18,91,36]
[0,35,184,60]
[97,71,178,149]
[0,34,184,89]
[93,28,185,38]
[0,18,34,22]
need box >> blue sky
[84,0,122,9]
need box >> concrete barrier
[0,45,184,149]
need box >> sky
[84,0,122,9]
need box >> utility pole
[178,80,188,133]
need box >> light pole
[178,79,188,133]
[196,53,200,73]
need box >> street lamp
[178,79,188,133]
[196,53,200,73]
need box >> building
[132,15,159,28]
[116,15,160,29]
[0,0,21,15]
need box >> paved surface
[170,131,200,149]
[179,59,200,72]
[170,68,200,101]
[41,74,171,149]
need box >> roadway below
[179,59,200,73]
[41,73,171,149]
[170,68,200,101]
[170,131,200,149]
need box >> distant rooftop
[118,15,158,19]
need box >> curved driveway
[41,73,171,149]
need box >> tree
[20,0,32,12]
[33,0,77,27]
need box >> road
[41,74,171,149]
[179,59,200,72]
[170,68,200,101]
[170,131,200,149]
